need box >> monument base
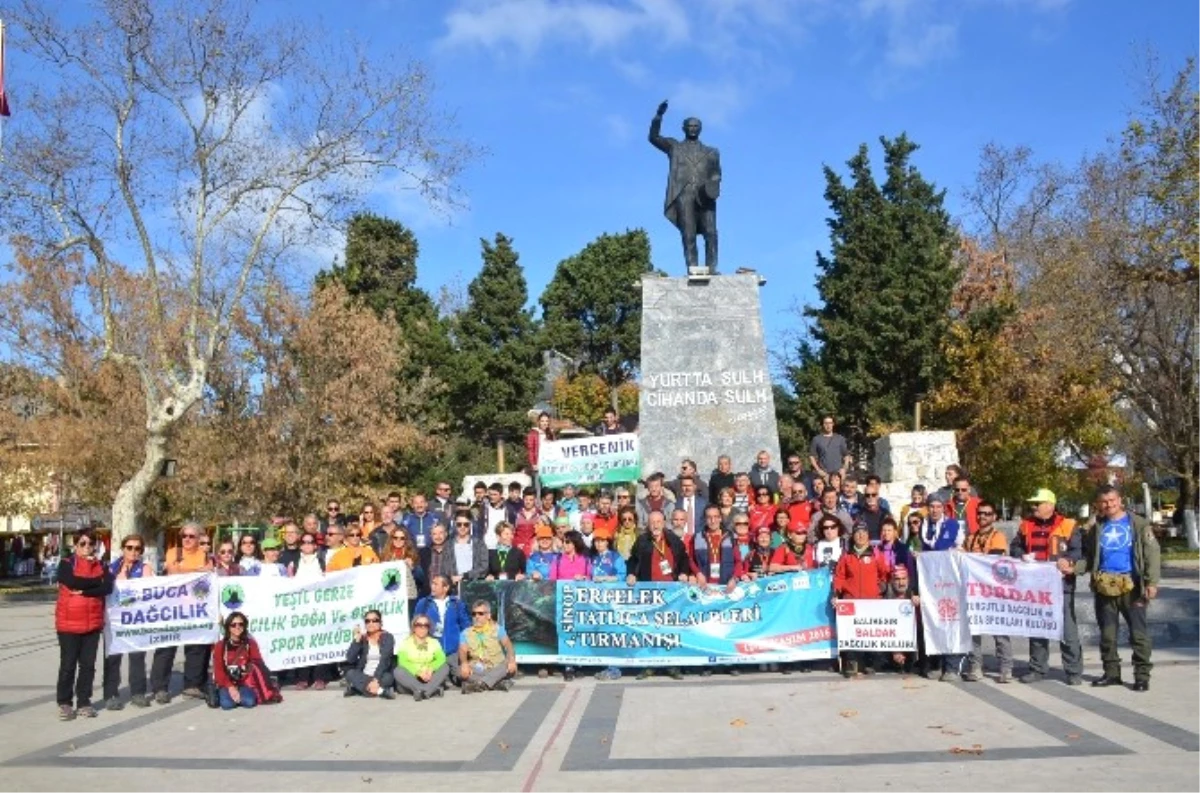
[639,273,780,480]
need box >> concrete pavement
[0,599,1196,792]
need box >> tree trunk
[111,430,169,546]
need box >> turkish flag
[834,601,856,616]
[0,21,11,117]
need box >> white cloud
[440,0,689,56]
[886,21,957,67]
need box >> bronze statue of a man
[648,100,721,273]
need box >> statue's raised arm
[648,100,672,154]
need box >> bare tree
[0,0,475,541]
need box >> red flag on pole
[0,20,11,117]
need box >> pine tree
[540,230,654,394]
[448,233,544,439]
[785,135,959,448]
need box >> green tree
[318,213,452,423]
[448,233,544,439]
[785,135,959,449]
[540,230,654,395]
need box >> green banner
[537,432,640,488]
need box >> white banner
[917,551,971,654]
[961,554,1063,640]
[221,563,411,670]
[104,572,220,655]
[835,599,917,651]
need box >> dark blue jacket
[692,531,737,584]
[919,518,962,552]
[412,595,470,656]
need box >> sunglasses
[124,544,143,551]
[347,532,361,538]
[455,521,472,527]
[977,511,995,517]
[757,492,771,498]
[364,617,381,624]
[230,622,247,628]
[199,541,212,547]
[301,539,316,545]
[392,535,406,541]
[75,539,93,547]
[327,506,340,512]
[218,549,234,555]
[472,610,489,617]
[181,533,198,539]
[413,622,431,629]
[955,488,970,493]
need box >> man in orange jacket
[1011,488,1083,685]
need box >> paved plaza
[0,596,1197,792]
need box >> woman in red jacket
[833,525,890,678]
[525,411,556,493]
[55,530,114,721]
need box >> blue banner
[555,570,836,666]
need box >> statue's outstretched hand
[656,100,668,117]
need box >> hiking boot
[938,670,953,682]
[997,673,1012,684]
[1091,676,1124,688]
[57,704,75,721]
[961,672,981,683]
[563,668,576,682]
[728,668,741,677]
[181,687,205,699]
[411,690,424,702]
[130,694,152,708]
[153,691,171,705]
[636,669,654,681]
[1019,672,1044,684]
[76,705,97,718]
[105,696,124,711]
[496,679,515,692]
[668,668,684,680]
[1065,675,1082,686]
[1133,680,1149,692]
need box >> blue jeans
[218,685,258,710]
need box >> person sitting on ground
[834,526,890,678]
[485,523,526,581]
[458,601,518,694]
[396,614,449,701]
[413,574,470,684]
[212,611,280,709]
[344,609,397,700]
[526,525,559,581]
[55,530,114,721]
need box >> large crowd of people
[52,416,1161,721]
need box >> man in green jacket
[1081,485,1161,692]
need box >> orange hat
[593,525,614,540]
[535,525,554,539]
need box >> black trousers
[103,649,148,699]
[150,644,210,693]
[57,631,101,707]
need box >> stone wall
[873,430,960,496]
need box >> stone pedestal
[873,431,960,505]
[638,274,780,479]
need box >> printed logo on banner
[898,602,914,617]
[834,601,856,616]
[991,558,1019,585]
[115,587,140,608]
[221,583,246,611]
[765,580,788,594]
[191,577,212,601]
[937,597,959,620]
[381,568,402,592]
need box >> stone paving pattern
[1,594,1197,791]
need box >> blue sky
[10,0,1200,370]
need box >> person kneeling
[458,600,518,694]
[395,615,449,701]
[344,610,397,700]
